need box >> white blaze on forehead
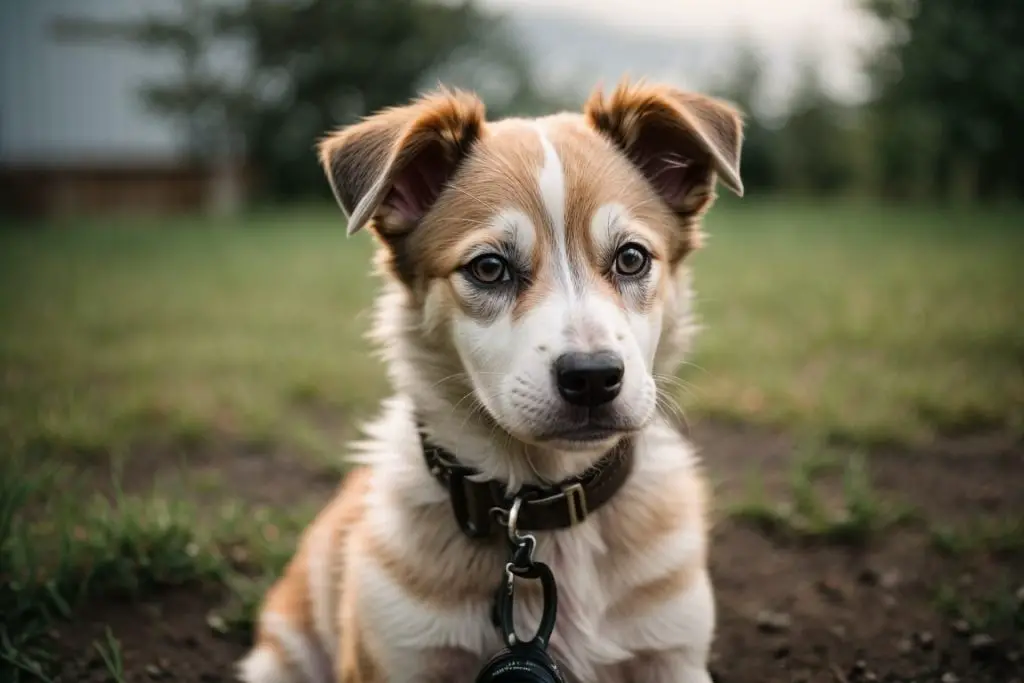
[532,123,573,295]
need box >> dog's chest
[503,527,630,681]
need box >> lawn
[1,199,1022,681]
[1,199,1021,460]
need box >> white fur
[357,555,497,656]
[237,645,293,683]
[533,123,573,295]
[261,612,333,683]
[350,399,711,681]
[445,131,659,463]
[589,202,629,253]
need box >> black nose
[554,351,625,407]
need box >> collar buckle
[447,466,494,539]
[562,482,588,526]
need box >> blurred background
[1,2,1022,683]
[3,0,1022,216]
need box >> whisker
[447,185,501,215]
[675,360,710,377]
[656,390,691,435]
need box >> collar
[420,428,635,540]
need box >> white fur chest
[510,526,633,682]
[352,413,711,682]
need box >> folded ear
[584,80,744,215]
[317,88,485,236]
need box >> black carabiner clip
[496,559,558,649]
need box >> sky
[480,0,885,105]
[481,0,876,39]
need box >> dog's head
[319,81,742,461]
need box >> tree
[213,0,547,198]
[55,0,549,202]
[864,0,1024,200]
[776,50,867,196]
[714,40,782,194]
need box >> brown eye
[613,244,650,277]
[466,254,510,285]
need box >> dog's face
[320,82,743,452]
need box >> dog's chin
[500,415,645,453]
[539,428,625,453]
[482,389,655,454]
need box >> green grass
[3,200,1020,469]
[933,580,1024,633]
[0,198,1021,678]
[0,453,311,681]
[694,198,1024,444]
[93,628,126,683]
[0,209,383,469]
[931,517,1024,557]
[727,445,916,544]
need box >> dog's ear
[318,89,485,236]
[584,80,744,215]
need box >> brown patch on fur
[257,527,315,637]
[601,468,707,559]
[413,122,549,275]
[337,608,386,683]
[606,562,699,620]
[318,89,487,284]
[511,276,552,321]
[248,468,372,678]
[363,501,503,607]
[584,80,744,265]
[337,525,386,683]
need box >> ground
[1,200,1022,683]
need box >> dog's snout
[554,351,624,407]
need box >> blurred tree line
[721,0,1023,202]
[63,0,1023,203]
[59,0,562,201]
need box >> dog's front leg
[602,566,717,683]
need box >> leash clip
[492,496,558,648]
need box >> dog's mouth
[535,421,634,447]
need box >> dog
[237,78,744,683]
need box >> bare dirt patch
[52,421,1024,683]
[51,587,247,683]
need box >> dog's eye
[613,244,651,277]
[465,254,511,285]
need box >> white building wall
[0,0,187,165]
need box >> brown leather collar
[421,429,635,540]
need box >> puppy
[238,79,743,683]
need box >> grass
[933,580,1024,633]
[931,517,1024,558]
[727,446,916,544]
[693,198,1024,445]
[0,209,382,471]
[2,199,1020,471]
[0,198,1021,678]
[0,453,311,681]
[93,628,126,683]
